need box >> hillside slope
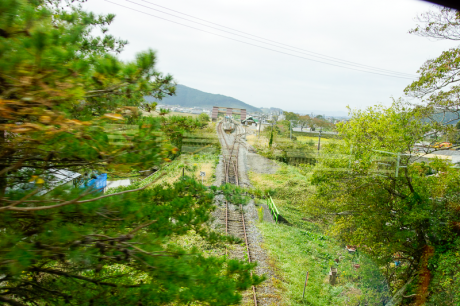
[145,84,261,112]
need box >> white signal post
[200,171,206,184]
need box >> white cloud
[82,0,456,113]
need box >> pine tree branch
[120,242,177,258]
[28,268,140,288]
[84,82,130,98]
[0,296,27,306]
[95,211,124,221]
[4,188,41,208]
[128,220,157,235]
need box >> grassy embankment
[141,110,199,118]
[295,135,334,145]
[246,134,333,151]
[151,153,218,186]
[106,151,219,193]
[247,135,389,305]
[105,150,222,263]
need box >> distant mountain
[428,111,459,125]
[285,109,350,117]
[260,107,283,114]
[144,84,261,113]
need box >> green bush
[198,113,210,123]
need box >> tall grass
[105,152,219,194]
[249,163,389,305]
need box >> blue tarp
[80,173,107,192]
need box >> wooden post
[317,128,322,151]
[329,267,337,285]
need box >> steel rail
[217,121,231,183]
[217,122,230,256]
[217,121,256,305]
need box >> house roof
[242,116,258,123]
[37,169,82,196]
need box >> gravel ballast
[214,123,282,305]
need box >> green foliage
[405,7,460,129]
[257,206,264,223]
[284,111,300,121]
[259,222,390,305]
[269,127,274,148]
[1,178,262,305]
[217,184,251,205]
[409,8,460,41]
[250,163,388,305]
[255,123,317,164]
[310,102,460,304]
[427,239,460,305]
[198,112,210,123]
[0,0,177,184]
[159,115,205,156]
[0,1,261,304]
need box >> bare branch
[128,220,157,235]
[4,188,41,208]
[84,82,129,98]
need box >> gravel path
[246,153,280,175]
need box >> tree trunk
[385,278,414,306]
[0,130,7,197]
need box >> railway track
[217,121,257,306]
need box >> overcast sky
[83,0,456,115]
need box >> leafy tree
[269,128,274,148]
[311,102,460,305]
[306,117,334,131]
[284,111,300,121]
[298,115,311,131]
[159,115,204,156]
[310,9,460,304]
[405,8,460,128]
[0,0,261,305]
[198,112,210,123]
[267,116,279,148]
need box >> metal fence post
[395,153,401,178]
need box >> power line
[104,0,416,80]
[133,0,418,78]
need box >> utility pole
[258,114,262,137]
[317,127,322,151]
[258,114,267,138]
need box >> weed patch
[249,161,389,305]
